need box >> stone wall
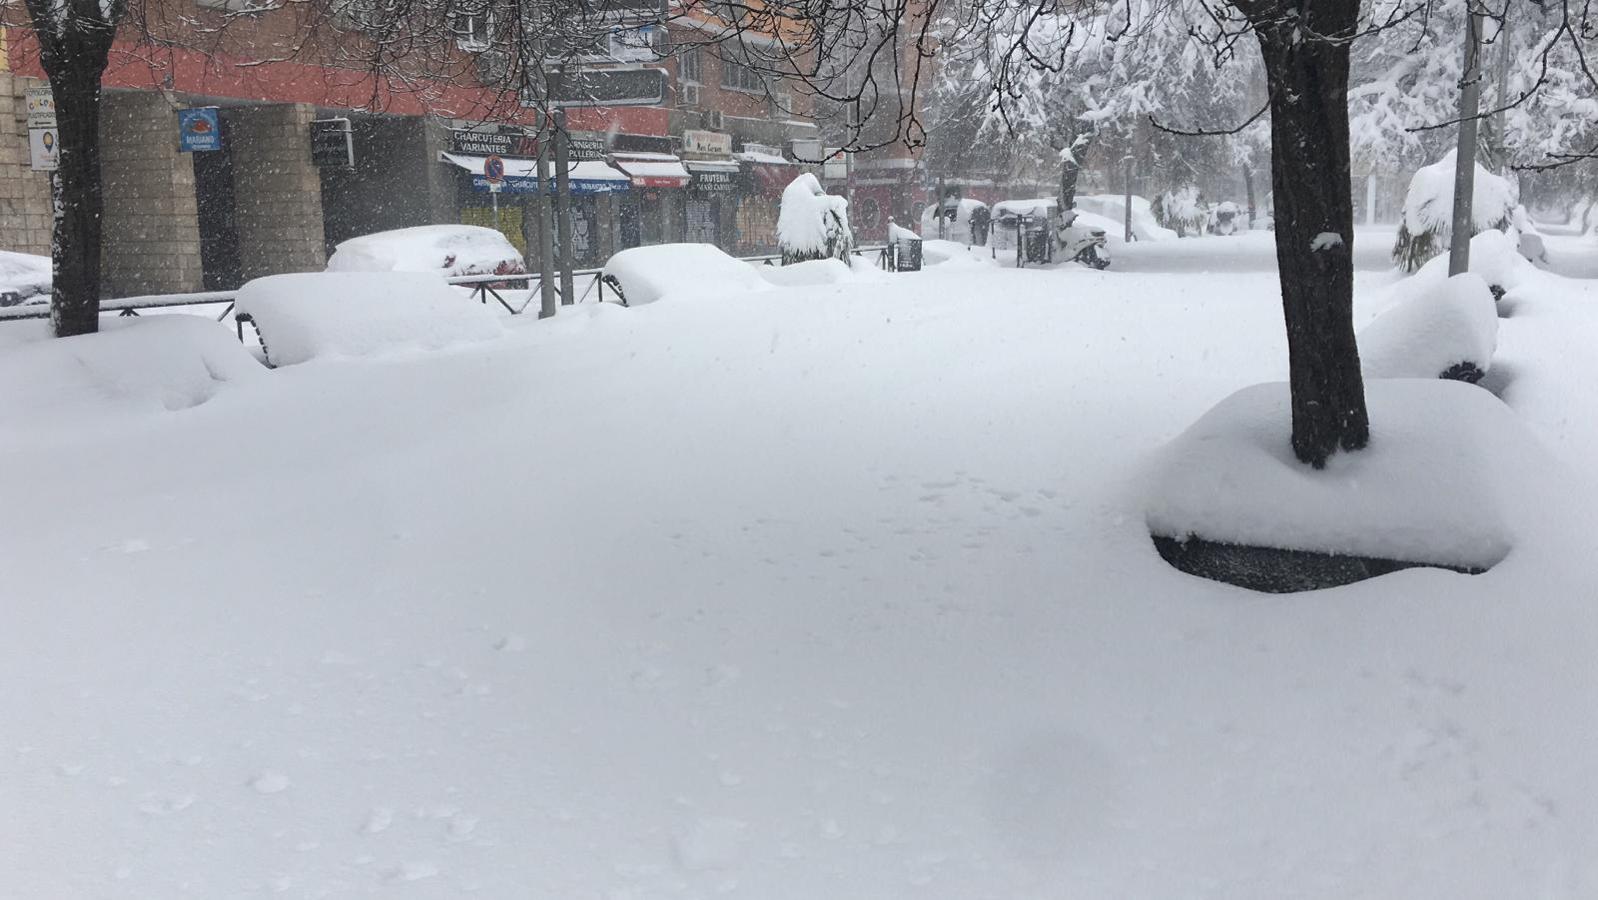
[226,103,326,280]
[0,72,55,258]
[99,89,205,295]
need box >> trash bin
[893,237,923,272]
[1024,227,1052,265]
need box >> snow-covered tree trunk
[1249,0,1369,467]
[25,0,123,338]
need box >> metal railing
[0,244,897,326]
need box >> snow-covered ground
[4,227,1598,897]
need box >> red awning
[744,162,800,197]
[610,153,691,189]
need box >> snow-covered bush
[1360,273,1498,383]
[601,244,770,306]
[1392,150,1514,273]
[237,272,506,367]
[327,225,525,278]
[1151,186,1208,237]
[777,173,853,266]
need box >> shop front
[610,152,691,249]
[438,150,630,267]
[679,129,738,249]
[734,145,802,256]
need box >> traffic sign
[483,154,507,184]
[178,108,222,152]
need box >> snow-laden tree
[1349,0,1598,175]
[925,0,1255,213]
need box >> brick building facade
[1,4,832,298]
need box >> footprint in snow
[250,772,290,794]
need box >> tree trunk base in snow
[1152,534,1488,594]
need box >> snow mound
[921,239,994,267]
[758,258,855,287]
[0,315,263,426]
[601,244,770,306]
[0,250,52,305]
[327,225,525,278]
[1360,274,1498,381]
[1075,194,1178,241]
[236,272,507,367]
[1066,210,1125,242]
[1146,379,1541,570]
[777,173,853,264]
[888,221,921,243]
[1405,229,1539,296]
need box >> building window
[453,7,492,51]
[721,59,763,93]
[679,47,701,84]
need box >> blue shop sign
[178,108,222,152]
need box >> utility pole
[536,111,557,318]
[1122,153,1134,243]
[1449,5,1484,277]
[554,106,574,305]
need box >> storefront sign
[682,130,731,157]
[310,118,355,168]
[567,133,608,161]
[450,126,537,159]
[743,142,784,160]
[178,108,222,153]
[689,168,738,193]
[25,87,56,129]
[470,175,629,195]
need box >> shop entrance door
[685,198,718,245]
[192,123,242,291]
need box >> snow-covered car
[600,243,770,307]
[920,198,991,245]
[0,250,52,308]
[326,225,526,279]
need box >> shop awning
[737,154,802,197]
[610,152,691,188]
[439,153,630,195]
[683,159,740,173]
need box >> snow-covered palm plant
[778,174,854,266]
[1392,150,1515,272]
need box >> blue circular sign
[483,154,506,184]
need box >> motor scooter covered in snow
[1057,210,1111,269]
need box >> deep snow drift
[4,230,1598,898]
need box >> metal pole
[554,107,574,305]
[1449,7,1484,277]
[1122,154,1134,243]
[536,114,558,319]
